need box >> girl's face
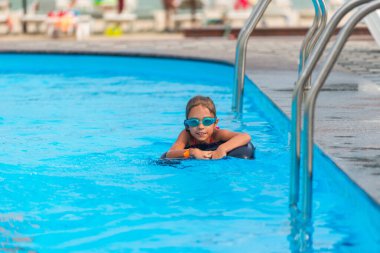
[187,105,218,143]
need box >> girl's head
[184,96,218,143]
[186,95,216,119]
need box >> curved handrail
[305,0,328,90]
[289,0,373,208]
[301,0,380,220]
[232,0,272,114]
[290,0,327,207]
[298,0,325,78]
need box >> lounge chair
[0,0,11,34]
[102,0,137,33]
[225,0,251,29]
[21,1,48,34]
[260,0,298,27]
[225,0,298,28]
[201,0,231,26]
[46,0,92,39]
[172,0,205,30]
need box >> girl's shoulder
[212,128,225,141]
[171,129,191,149]
[213,128,238,142]
[179,129,192,142]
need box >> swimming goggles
[184,117,217,127]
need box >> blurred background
[0,0,368,40]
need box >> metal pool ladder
[290,0,327,209]
[232,0,327,114]
[232,0,272,114]
[290,0,380,221]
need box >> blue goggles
[184,117,217,127]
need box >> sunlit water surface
[0,54,378,252]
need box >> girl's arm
[212,129,251,159]
[165,130,212,159]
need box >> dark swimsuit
[162,136,255,159]
[185,136,221,150]
[185,141,225,151]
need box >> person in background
[162,0,177,32]
[47,0,78,37]
[234,0,251,10]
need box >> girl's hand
[191,148,212,160]
[211,147,227,160]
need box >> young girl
[165,95,251,159]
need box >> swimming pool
[0,54,379,252]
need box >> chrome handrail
[305,0,328,90]
[301,0,380,220]
[290,0,327,208]
[298,0,326,79]
[232,0,272,114]
[289,0,373,210]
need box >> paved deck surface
[0,34,379,204]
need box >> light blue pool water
[0,54,379,252]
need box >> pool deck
[0,34,379,205]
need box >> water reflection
[288,206,314,253]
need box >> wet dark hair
[185,95,217,119]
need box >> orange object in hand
[183,149,191,158]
